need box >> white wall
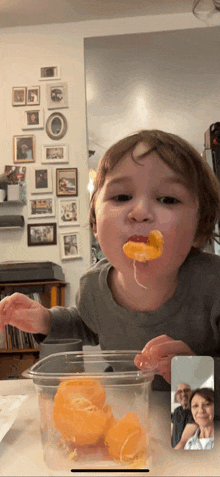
[0,12,206,307]
[85,26,220,158]
[1,27,90,306]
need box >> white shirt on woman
[184,427,214,450]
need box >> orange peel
[54,377,106,408]
[104,411,148,464]
[123,230,163,262]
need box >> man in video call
[171,383,198,448]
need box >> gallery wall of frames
[9,67,83,262]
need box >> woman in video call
[184,388,214,450]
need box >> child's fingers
[149,340,194,359]
[134,353,158,369]
[142,334,172,353]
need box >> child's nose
[127,196,154,222]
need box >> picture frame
[26,86,40,105]
[12,87,26,106]
[4,165,26,183]
[46,112,67,140]
[13,135,35,163]
[28,223,57,246]
[42,145,68,164]
[60,231,82,260]
[56,168,78,197]
[39,66,61,81]
[30,166,53,194]
[46,83,68,109]
[58,198,79,226]
[22,109,44,130]
[28,196,55,219]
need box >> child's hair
[89,129,220,249]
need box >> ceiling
[0,0,194,29]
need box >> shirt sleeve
[34,305,99,346]
[186,411,194,424]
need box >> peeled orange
[53,378,114,446]
[105,411,147,463]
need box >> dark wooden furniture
[0,279,68,379]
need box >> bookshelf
[0,279,68,380]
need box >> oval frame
[46,112,67,140]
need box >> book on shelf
[1,292,40,351]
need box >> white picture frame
[58,198,79,226]
[30,166,53,194]
[46,83,68,109]
[26,86,40,106]
[22,108,44,130]
[42,145,68,164]
[60,231,82,260]
[39,66,60,81]
[28,196,55,219]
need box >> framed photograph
[13,135,35,163]
[56,168,78,197]
[31,167,53,194]
[58,198,79,226]
[39,66,60,81]
[26,86,40,105]
[28,223,57,246]
[46,83,68,109]
[28,197,55,218]
[46,112,67,140]
[60,231,82,260]
[22,109,44,130]
[12,87,26,106]
[4,165,26,183]
[42,145,68,164]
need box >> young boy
[0,129,220,391]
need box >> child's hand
[134,334,195,384]
[0,292,51,335]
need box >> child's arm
[134,334,195,384]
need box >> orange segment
[105,411,148,464]
[123,230,163,262]
[53,395,109,445]
[53,378,115,446]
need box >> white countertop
[0,378,219,476]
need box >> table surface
[0,379,219,477]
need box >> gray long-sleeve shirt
[46,249,220,356]
[36,248,220,391]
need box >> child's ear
[92,223,98,241]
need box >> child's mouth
[123,231,163,262]
[125,235,149,244]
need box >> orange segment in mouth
[123,230,163,262]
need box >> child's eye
[158,196,180,205]
[113,194,132,202]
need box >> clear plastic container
[24,350,156,473]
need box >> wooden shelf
[0,348,40,353]
[0,278,67,379]
[0,201,25,205]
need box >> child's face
[94,142,199,282]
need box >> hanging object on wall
[46,112,67,140]
[0,215,24,229]
[46,83,68,110]
[192,0,220,25]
